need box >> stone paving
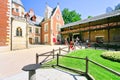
[3,68,87,80]
[0,45,86,80]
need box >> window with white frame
[44,34,48,43]
[35,37,39,43]
[35,28,39,34]
[44,23,48,32]
[56,14,60,20]
[16,27,22,36]
[29,27,32,33]
[56,23,61,31]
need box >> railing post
[68,45,70,52]
[86,56,89,75]
[95,43,96,49]
[57,53,59,66]
[36,53,38,64]
[53,49,55,59]
[59,47,61,54]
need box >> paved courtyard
[3,68,87,80]
[0,45,86,80]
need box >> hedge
[101,51,120,62]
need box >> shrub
[101,51,120,62]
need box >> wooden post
[36,53,38,64]
[68,45,70,52]
[95,43,96,50]
[57,53,59,66]
[22,64,40,80]
[29,71,36,80]
[53,49,55,59]
[86,56,89,75]
[59,47,61,54]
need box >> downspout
[10,0,12,51]
[26,21,28,48]
[10,18,13,51]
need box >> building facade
[25,9,42,45]
[41,4,64,45]
[11,0,27,50]
[0,1,64,52]
[0,0,11,52]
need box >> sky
[21,0,120,19]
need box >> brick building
[0,0,11,52]
[41,4,64,45]
[0,1,64,52]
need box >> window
[35,28,39,34]
[56,23,61,31]
[35,37,39,43]
[29,27,32,33]
[44,23,48,32]
[56,14,60,20]
[16,27,22,36]
[16,8,19,12]
[44,34,48,43]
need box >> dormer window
[56,15,60,20]
[16,8,19,12]
[30,15,36,21]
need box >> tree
[62,8,81,24]
[106,7,113,13]
[115,3,120,10]
[87,16,92,18]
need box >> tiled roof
[62,10,120,28]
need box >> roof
[61,10,120,28]
[27,15,43,26]
[42,4,58,22]
[12,0,24,7]
[51,7,57,17]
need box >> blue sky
[21,0,120,19]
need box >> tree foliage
[115,3,120,10]
[62,8,81,24]
[87,16,92,18]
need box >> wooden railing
[36,46,70,64]
[36,46,120,80]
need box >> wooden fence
[36,45,120,80]
[36,46,70,64]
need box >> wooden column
[89,22,91,42]
[107,18,110,43]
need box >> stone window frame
[44,23,48,32]
[16,27,22,37]
[56,23,61,31]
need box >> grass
[46,49,120,80]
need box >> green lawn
[47,49,120,80]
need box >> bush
[101,51,120,62]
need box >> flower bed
[101,51,120,62]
